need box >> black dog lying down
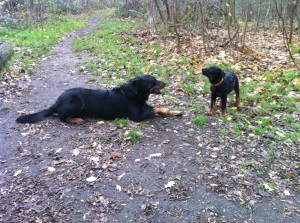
[202,66,242,115]
[16,75,182,124]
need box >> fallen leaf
[86,176,97,182]
[117,173,125,181]
[149,153,162,158]
[116,184,122,191]
[14,169,22,176]
[47,167,56,172]
[110,152,123,159]
[283,172,294,179]
[73,148,80,156]
[165,181,175,188]
[55,148,63,153]
[284,190,291,196]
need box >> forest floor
[0,12,299,223]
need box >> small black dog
[202,66,242,115]
[16,75,182,124]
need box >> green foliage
[193,115,208,126]
[1,15,87,78]
[283,114,294,124]
[116,119,129,128]
[72,18,172,81]
[126,129,142,142]
[48,0,82,15]
[241,162,253,170]
[256,169,265,176]
[259,182,276,190]
[115,4,143,18]
[100,135,111,142]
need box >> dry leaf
[117,173,125,181]
[73,148,80,156]
[283,172,294,179]
[47,167,56,172]
[110,152,123,159]
[165,181,175,188]
[14,169,22,176]
[86,176,97,182]
[116,184,122,191]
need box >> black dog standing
[202,66,242,115]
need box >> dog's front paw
[66,117,84,124]
[207,112,213,116]
[170,110,183,116]
[207,108,215,116]
[221,109,227,116]
[236,101,243,108]
[154,108,182,116]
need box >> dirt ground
[0,13,299,223]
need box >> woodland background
[1,0,300,49]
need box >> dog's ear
[132,77,141,86]
[128,77,142,95]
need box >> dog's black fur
[202,66,241,115]
[16,75,171,124]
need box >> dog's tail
[16,104,56,124]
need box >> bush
[115,4,143,18]
[0,15,25,29]
[48,0,82,15]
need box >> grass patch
[124,129,142,142]
[259,182,276,191]
[193,115,208,126]
[100,135,111,142]
[1,15,88,79]
[116,119,129,128]
[72,18,174,81]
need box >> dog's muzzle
[150,81,166,94]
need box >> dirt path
[0,13,299,223]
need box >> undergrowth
[72,14,299,144]
[0,15,88,79]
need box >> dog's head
[202,66,226,85]
[121,75,166,101]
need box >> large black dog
[16,75,182,124]
[202,66,242,115]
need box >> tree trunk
[173,0,180,51]
[255,0,262,31]
[242,0,250,48]
[163,0,170,21]
[0,43,14,69]
[153,0,165,23]
[288,0,299,43]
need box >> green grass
[72,19,173,81]
[283,114,294,124]
[193,115,208,126]
[125,129,142,142]
[1,15,88,79]
[100,135,111,142]
[241,162,253,170]
[259,182,276,190]
[116,119,129,128]
[256,169,265,176]
[72,20,142,78]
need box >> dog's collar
[212,78,224,87]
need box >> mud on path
[0,13,299,223]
